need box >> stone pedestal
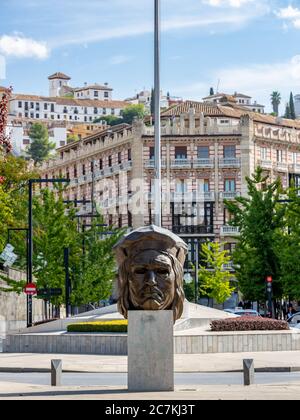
[128,310,174,392]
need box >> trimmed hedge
[211,316,289,331]
[67,320,128,333]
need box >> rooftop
[48,72,71,80]
[75,84,113,92]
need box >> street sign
[0,244,18,268]
[24,283,37,296]
[37,288,63,298]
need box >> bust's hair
[117,251,185,322]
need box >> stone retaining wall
[4,329,300,354]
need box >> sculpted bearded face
[128,250,176,311]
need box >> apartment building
[40,98,300,268]
[203,92,265,114]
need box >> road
[1,371,300,387]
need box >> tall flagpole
[154,0,162,227]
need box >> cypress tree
[289,92,296,120]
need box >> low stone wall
[4,329,300,354]
[0,268,43,333]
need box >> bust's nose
[145,270,157,286]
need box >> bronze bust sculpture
[113,225,188,322]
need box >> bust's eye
[134,268,147,275]
[156,269,169,276]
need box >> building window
[18,101,22,108]
[118,152,122,164]
[30,113,34,118]
[74,165,77,178]
[175,146,187,159]
[224,208,234,224]
[57,114,60,119]
[94,91,99,97]
[30,102,34,109]
[84,107,88,114]
[51,115,55,120]
[82,164,86,175]
[44,103,48,110]
[176,180,187,193]
[261,147,268,160]
[60,141,65,147]
[99,159,103,170]
[224,145,236,158]
[197,146,209,159]
[292,152,298,164]
[224,242,236,253]
[25,102,29,111]
[23,139,30,145]
[198,179,210,192]
[36,114,40,119]
[44,114,48,119]
[111,108,115,115]
[128,210,132,228]
[63,107,68,114]
[224,179,236,192]
[74,108,78,114]
[104,92,109,98]
[51,104,55,112]
[91,161,94,173]
[108,156,112,167]
[25,112,28,118]
[150,147,155,160]
[84,116,87,122]
[103,108,107,115]
[277,149,283,163]
[128,149,132,161]
[36,103,40,111]
[94,107,98,114]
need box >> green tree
[276,186,300,299]
[27,123,55,164]
[71,215,125,306]
[183,281,195,302]
[150,88,155,117]
[0,183,13,250]
[270,91,281,116]
[198,242,234,304]
[225,167,285,302]
[93,115,123,126]
[284,103,291,119]
[0,87,13,155]
[210,87,214,96]
[121,104,146,125]
[289,92,296,120]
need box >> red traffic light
[266,276,272,283]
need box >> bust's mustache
[141,286,164,302]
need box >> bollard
[51,359,62,386]
[243,359,254,386]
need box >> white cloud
[0,35,49,59]
[275,5,300,29]
[173,55,300,112]
[203,0,254,7]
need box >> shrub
[67,320,128,333]
[211,316,289,332]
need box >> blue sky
[1,0,300,113]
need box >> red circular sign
[24,283,37,295]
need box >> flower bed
[67,320,128,333]
[211,316,289,331]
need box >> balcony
[193,158,214,169]
[274,162,288,172]
[220,226,240,236]
[144,159,166,169]
[219,191,241,200]
[172,225,214,235]
[289,163,300,174]
[222,261,235,271]
[219,158,241,168]
[258,160,272,170]
[171,159,192,169]
[193,191,215,202]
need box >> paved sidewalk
[1,382,300,400]
[0,351,300,373]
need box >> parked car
[287,312,300,324]
[233,309,261,317]
[223,309,235,314]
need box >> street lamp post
[27,178,69,327]
[154,0,162,227]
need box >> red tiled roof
[12,94,129,109]
[48,72,71,80]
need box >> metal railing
[171,159,192,168]
[219,192,241,200]
[219,158,241,168]
[172,225,214,235]
[193,158,214,168]
[220,226,240,236]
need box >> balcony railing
[289,163,300,174]
[222,261,235,271]
[275,162,288,172]
[258,160,272,169]
[219,191,241,200]
[172,225,214,235]
[193,158,214,168]
[220,226,240,236]
[144,159,166,169]
[171,159,192,169]
[219,158,241,168]
[193,191,215,202]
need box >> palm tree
[270,91,281,116]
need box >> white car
[233,309,261,317]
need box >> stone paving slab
[0,382,300,400]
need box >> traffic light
[266,276,272,294]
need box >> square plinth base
[128,310,174,392]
